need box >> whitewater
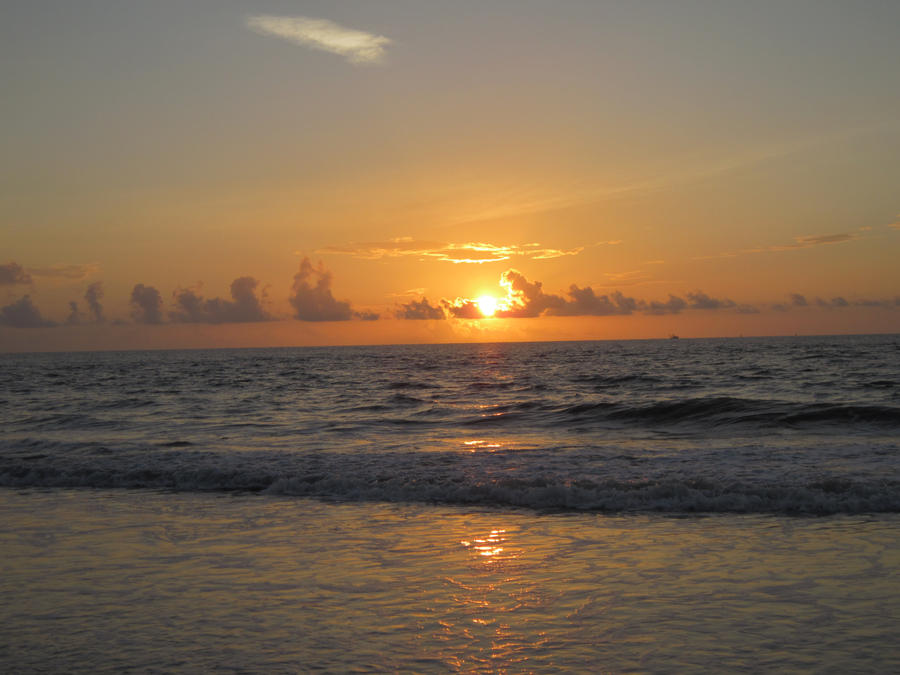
[2,335,899,513]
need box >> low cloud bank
[0,262,32,286]
[170,277,270,324]
[0,296,55,328]
[290,258,378,321]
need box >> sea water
[2,335,899,671]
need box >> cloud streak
[247,15,391,65]
[28,263,100,280]
[319,238,585,264]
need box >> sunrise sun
[476,295,498,317]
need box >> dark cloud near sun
[550,287,637,316]
[170,277,271,324]
[396,297,445,320]
[290,258,378,321]
[130,284,164,324]
[0,262,32,286]
[495,269,566,318]
[446,269,758,319]
[0,295,56,328]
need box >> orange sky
[2,2,899,351]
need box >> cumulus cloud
[442,298,482,319]
[170,277,270,324]
[247,15,391,65]
[686,291,736,310]
[641,294,688,315]
[0,262,32,286]
[84,282,105,323]
[0,296,55,328]
[318,238,584,264]
[290,258,377,321]
[130,284,164,324]
[65,301,83,325]
[493,270,566,317]
[551,287,637,316]
[442,270,758,320]
[396,297,445,320]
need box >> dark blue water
[2,335,899,513]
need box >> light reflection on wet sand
[2,489,899,672]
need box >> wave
[2,447,898,515]
[560,397,900,430]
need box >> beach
[3,489,899,672]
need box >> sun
[476,295,498,317]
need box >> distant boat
[669,334,680,340]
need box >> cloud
[0,296,55,328]
[170,277,271,324]
[686,291,736,310]
[290,258,367,321]
[130,284,164,324]
[698,230,866,261]
[247,15,391,65]
[769,233,859,250]
[495,269,566,318]
[442,270,758,320]
[442,298,482,319]
[318,238,584,264]
[790,293,808,307]
[85,282,105,323]
[0,262,32,286]
[65,301,83,325]
[27,263,100,280]
[396,297,445,320]
[816,296,849,308]
[550,286,637,316]
[641,294,689,315]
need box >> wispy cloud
[247,15,391,65]
[752,232,860,252]
[317,238,584,264]
[28,263,100,280]
[695,229,865,261]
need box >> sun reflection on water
[440,524,543,671]
[460,528,508,562]
[462,439,503,452]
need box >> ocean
[2,335,899,671]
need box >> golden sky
[2,1,899,351]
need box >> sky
[2,0,899,351]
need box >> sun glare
[476,295,498,317]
